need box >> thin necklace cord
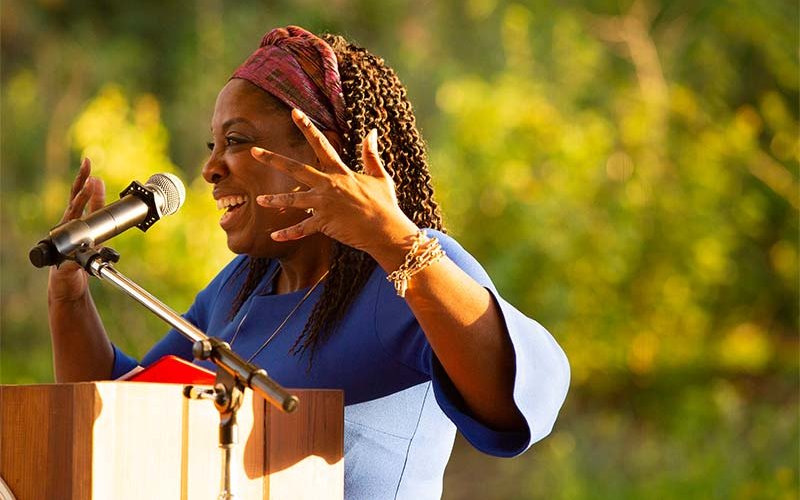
[228,265,330,363]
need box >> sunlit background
[1,0,797,498]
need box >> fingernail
[256,195,271,204]
[251,147,268,157]
[293,108,309,123]
[369,129,378,151]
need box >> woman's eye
[207,136,247,152]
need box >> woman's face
[203,79,316,257]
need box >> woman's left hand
[256,112,528,432]
[252,108,419,266]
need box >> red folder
[128,355,216,385]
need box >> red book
[126,355,216,385]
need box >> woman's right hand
[48,158,106,303]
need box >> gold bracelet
[386,230,446,297]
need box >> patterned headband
[231,25,348,133]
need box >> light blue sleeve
[419,230,571,456]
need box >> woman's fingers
[69,158,92,200]
[88,177,106,214]
[60,158,108,224]
[254,124,402,248]
[61,177,95,223]
[291,109,350,175]
[251,147,328,187]
[256,190,316,210]
[258,190,319,241]
[361,129,390,178]
[270,217,317,242]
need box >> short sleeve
[375,229,570,457]
[110,344,141,379]
[109,255,249,378]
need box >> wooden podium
[0,382,343,500]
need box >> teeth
[216,195,247,210]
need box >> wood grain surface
[0,383,343,500]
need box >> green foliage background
[1,0,797,498]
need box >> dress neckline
[254,259,324,299]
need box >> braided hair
[229,33,444,364]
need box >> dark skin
[201,79,334,293]
[240,80,525,431]
[48,79,525,431]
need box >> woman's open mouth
[217,195,248,229]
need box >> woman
[48,26,570,499]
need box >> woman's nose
[202,151,229,184]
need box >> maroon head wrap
[231,26,347,133]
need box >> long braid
[230,33,444,364]
[226,257,268,322]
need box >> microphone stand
[72,246,298,500]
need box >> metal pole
[88,257,206,343]
[66,246,299,499]
[218,445,234,500]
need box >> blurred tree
[1,0,796,497]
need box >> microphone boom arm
[73,245,298,414]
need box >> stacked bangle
[386,229,446,297]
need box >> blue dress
[111,230,570,499]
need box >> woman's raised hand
[48,158,106,302]
[252,108,419,268]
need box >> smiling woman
[203,79,321,258]
[46,25,570,500]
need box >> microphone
[29,173,186,268]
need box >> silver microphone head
[145,173,186,217]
